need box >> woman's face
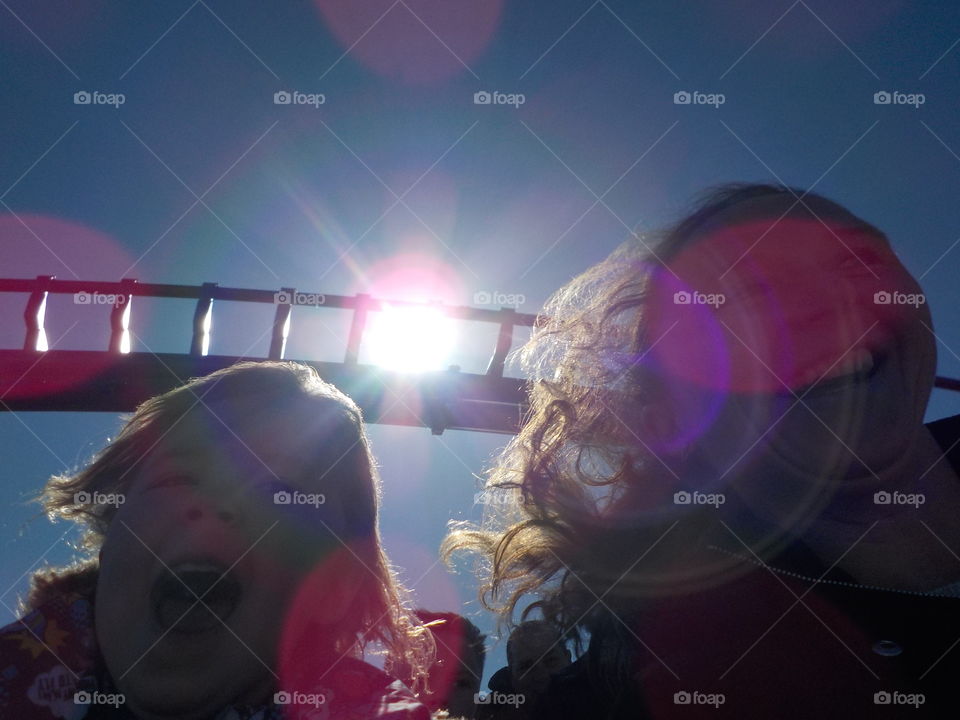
[644,194,935,488]
[94,402,351,719]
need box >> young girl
[445,184,960,718]
[1,361,433,719]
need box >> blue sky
[2,0,960,693]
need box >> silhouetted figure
[478,620,571,720]
[403,610,486,719]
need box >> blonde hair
[29,360,433,686]
[442,183,872,638]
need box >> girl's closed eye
[254,476,298,496]
[257,477,294,492]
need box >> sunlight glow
[119,300,132,354]
[365,304,456,372]
[201,305,212,356]
[35,293,48,351]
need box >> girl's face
[94,403,353,719]
[644,194,935,486]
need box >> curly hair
[28,360,434,688]
[414,609,486,667]
[442,183,871,639]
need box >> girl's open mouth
[150,563,242,635]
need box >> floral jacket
[0,588,429,720]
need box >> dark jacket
[538,414,960,719]
[477,666,528,720]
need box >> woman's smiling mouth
[787,347,885,398]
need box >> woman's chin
[765,423,914,493]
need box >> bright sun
[365,303,457,372]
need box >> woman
[445,184,960,718]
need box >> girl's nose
[184,500,240,525]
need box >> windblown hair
[415,610,487,668]
[442,183,864,640]
[395,610,486,705]
[29,360,433,687]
